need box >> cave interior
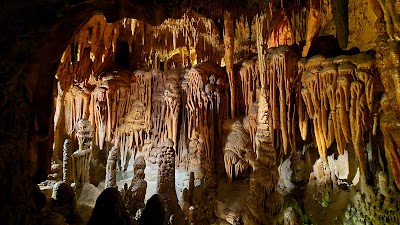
[2,0,400,224]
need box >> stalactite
[243,98,259,153]
[240,57,260,114]
[255,13,268,88]
[298,58,308,140]
[89,85,108,150]
[267,11,294,48]
[56,15,119,89]
[266,47,299,155]
[350,81,368,174]
[302,1,323,57]
[115,100,149,171]
[151,69,181,151]
[224,10,236,119]
[290,6,309,45]
[337,62,356,143]
[64,86,91,136]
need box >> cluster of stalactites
[150,69,181,150]
[59,68,182,171]
[55,12,224,92]
[181,63,228,167]
[114,70,152,170]
[254,7,309,55]
[240,46,299,156]
[240,57,260,114]
[265,46,300,155]
[299,53,376,173]
[140,11,224,69]
[56,15,123,90]
[289,6,308,46]
[267,11,295,48]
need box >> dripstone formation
[5,1,400,225]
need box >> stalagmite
[246,86,280,224]
[105,146,118,188]
[157,139,185,225]
[62,139,73,184]
[125,156,147,219]
[224,11,236,118]
[72,119,93,185]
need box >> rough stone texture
[50,181,78,223]
[87,187,131,225]
[139,194,165,225]
[157,139,185,225]
[105,147,119,188]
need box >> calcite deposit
[3,1,400,225]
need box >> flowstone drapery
[222,118,256,182]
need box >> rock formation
[87,188,131,225]
[156,138,185,225]
[72,119,93,185]
[105,146,119,188]
[125,156,147,222]
[222,118,256,182]
[5,1,400,225]
[50,181,78,224]
[62,139,73,184]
